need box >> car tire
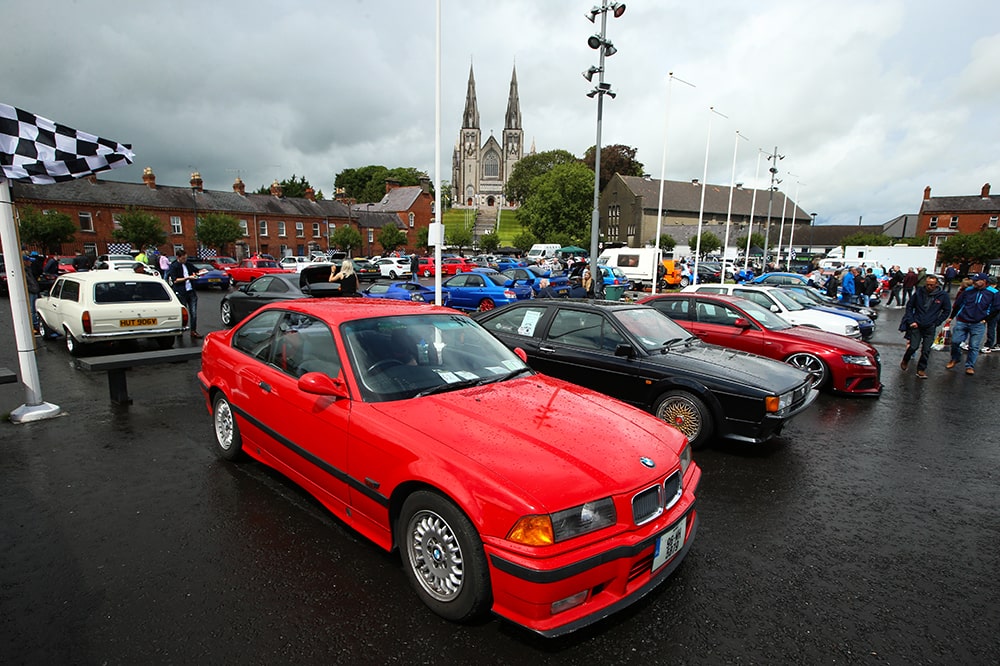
[397,490,491,623]
[220,300,233,327]
[477,298,495,312]
[679,276,690,288]
[423,269,431,278]
[212,394,244,461]
[40,318,57,338]
[389,270,398,279]
[785,352,828,390]
[455,268,463,274]
[156,336,176,350]
[654,390,713,449]
[64,329,86,356]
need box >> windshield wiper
[475,367,533,386]
[415,378,481,398]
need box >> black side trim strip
[489,503,696,584]
[230,402,389,508]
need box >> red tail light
[82,311,92,334]
[504,289,517,299]
[182,307,189,327]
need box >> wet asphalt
[1,285,998,665]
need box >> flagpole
[0,179,62,422]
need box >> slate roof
[10,177,352,219]
[359,185,423,214]
[615,175,812,222]
[919,194,1000,214]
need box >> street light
[693,106,728,283]
[652,72,695,295]
[743,149,766,272]
[785,178,803,271]
[584,0,625,298]
[721,130,749,283]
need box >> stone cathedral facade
[451,64,526,210]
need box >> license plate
[651,516,686,572]
[208,278,221,282]
[120,318,157,327]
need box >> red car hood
[370,375,683,512]
[784,325,876,354]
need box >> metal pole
[694,107,726,283]
[721,130,748,283]
[434,0,443,304]
[744,150,764,272]
[786,179,802,271]
[763,146,783,269]
[0,179,62,422]
[588,2,610,299]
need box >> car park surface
[36,270,189,355]
[641,292,882,395]
[473,299,817,448]
[198,299,700,636]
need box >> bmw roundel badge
[640,457,655,469]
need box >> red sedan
[199,300,700,636]
[640,292,882,395]
[439,257,477,275]
[227,258,293,285]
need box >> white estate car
[682,283,862,338]
[36,271,189,355]
[279,255,331,272]
[374,257,412,278]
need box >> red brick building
[9,168,424,259]
[919,183,1000,246]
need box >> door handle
[258,381,271,393]
[539,345,555,353]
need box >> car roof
[59,270,164,283]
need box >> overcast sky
[5,0,998,225]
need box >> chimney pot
[190,172,204,192]
[233,177,245,196]
[142,167,156,189]
[982,183,991,198]
[305,187,315,202]
[923,185,931,200]
[270,179,282,198]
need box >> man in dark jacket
[945,273,994,375]
[166,249,201,339]
[901,267,918,304]
[861,268,878,307]
[899,275,950,378]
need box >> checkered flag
[0,103,134,184]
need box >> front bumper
[723,385,820,444]
[484,466,701,637]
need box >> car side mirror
[298,372,349,398]
[770,305,780,313]
[733,317,752,329]
[513,347,528,363]
[614,343,635,358]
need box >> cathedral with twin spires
[451,64,528,210]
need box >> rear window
[93,280,172,303]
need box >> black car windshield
[341,314,531,402]
[612,307,693,352]
[732,298,793,330]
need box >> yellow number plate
[120,318,158,327]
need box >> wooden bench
[74,347,202,405]
[0,367,17,385]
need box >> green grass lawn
[442,207,524,246]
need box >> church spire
[504,65,521,130]
[462,64,480,129]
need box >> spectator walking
[981,276,1000,354]
[899,275,950,378]
[159,251,172,279]
[901,267,918,304]
[885,266,904,307]
[943,265,958,292]
[166,249,201,339]
[410,253,420,283]
[861,268,878,307]
[825,271,840,299]
[23,255,41,335]
[945,273,994,375]
[840,267,856,304]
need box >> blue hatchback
[440,270,533,312]
[361,280,441,303]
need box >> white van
[526,243,561,262]
[598,247,664,288]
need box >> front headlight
[765,390,794,413]
[507,497,617,546]
[842,354,872,366]
[845,324,860,335]
[679,443,692,476]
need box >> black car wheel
[389,270,398,279]
[397,490,491,622]
[155,336,176,350]
[65,329,86,356]
[220,300,233,327]
[212,393,244,461]
[423,269,432,278]
[785,352,827,390]
[654,390,713,449]
[679,276,690,288]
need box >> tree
[446,226,473,255]
[839,232,894,248]
[520,162,594,243]
[335,165,430,204]
[330,225,363,255]
[689,231,721,257]
[112,206,167,251]
[195,212,242,256]
[658,233,676,251]
[255,174,322,199]
[377,223,407,254]
[938,231,1000,267]
[735,232,766,253]
[512,231,538,254]
[415,226,431,254]
[478,231,501,254]
[503,149,579,204]
[17,206,76,254]
[581,143,644,192]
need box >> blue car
[187,261,232,290]
[440,270,533,312]
[495,257,527,271]
[750,272,817,287]
[361,280,441,303]
[501,266,572,296]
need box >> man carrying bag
[900,274,950,378]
